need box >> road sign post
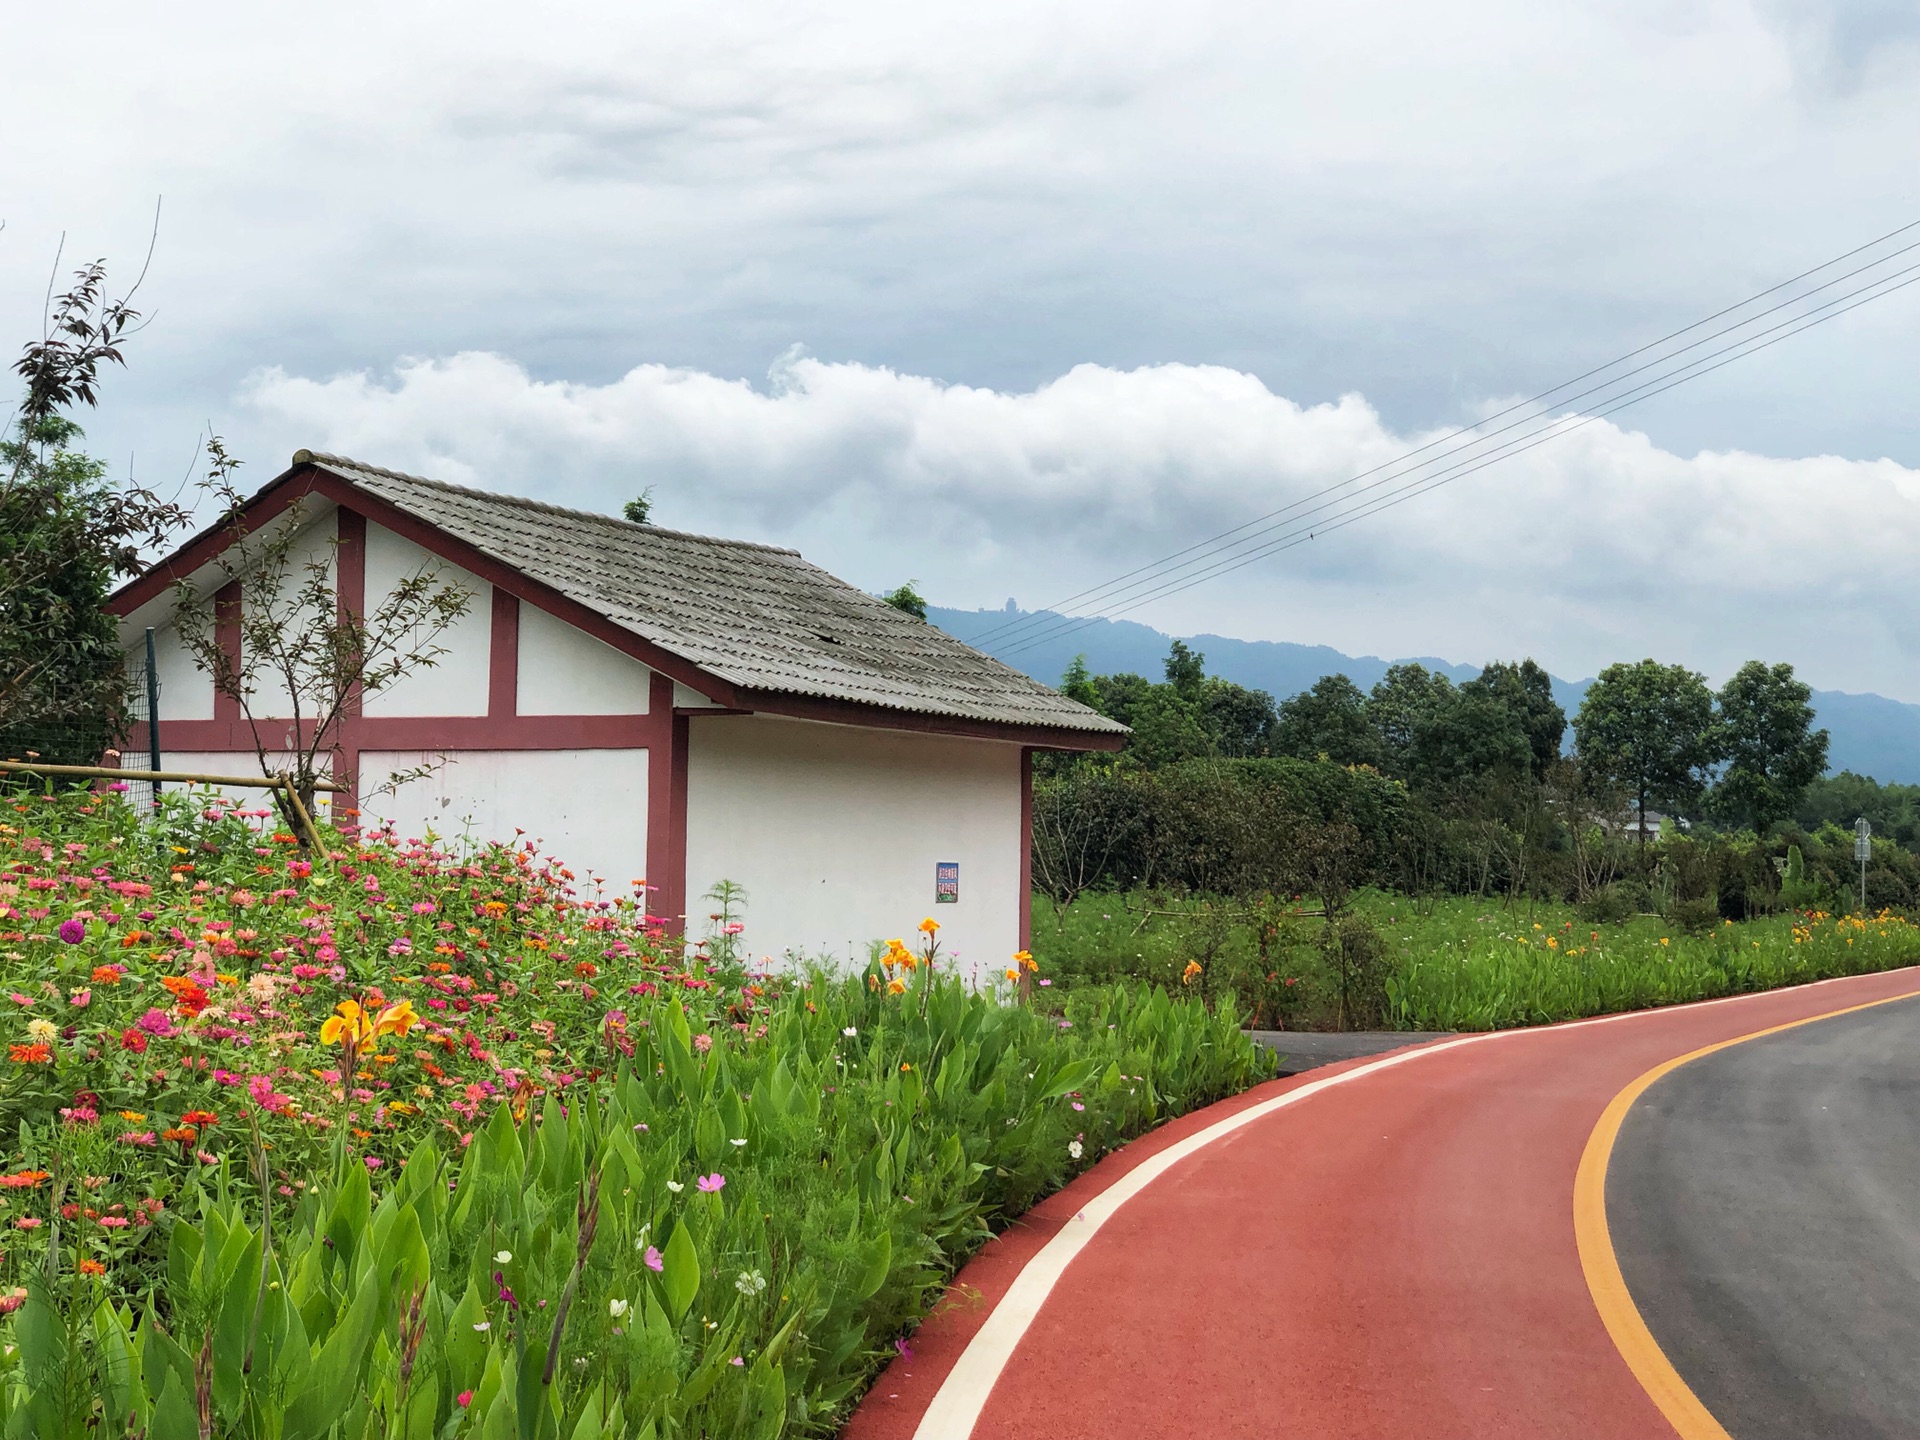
[1856,817,1872,914]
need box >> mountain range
[930,605,1920,786]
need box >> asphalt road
[1609,994,1920,1439]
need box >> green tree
[1463,659,1565,778]
[622,487,655,524]
[1366,663,1457,778]
[1,260,185,763]
[1274,674,1380,767]
[1163,639,1207,695]
[1404,689,1531,793]
[1712,660,1829,837]
[1573,659,1717,851]
[880,581,928,620]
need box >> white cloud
[241,348,1920,700]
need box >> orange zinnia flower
[77,1259,105,1276]
[161,1127,197,1144]
[9,1043,51,1065]
[179,1110,219,1128]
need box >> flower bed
[0,787,1268,1437]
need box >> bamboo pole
[277,774,327,854]
[0,760,347,792]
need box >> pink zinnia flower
[136,1008,175,1038]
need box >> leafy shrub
[1576,882,1645,925]
[1324,915,1390,1031]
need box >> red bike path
[842,966,1920,1440]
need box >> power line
[998,264,1920,660]
[969,218,1920,652]
[995,253,1920,656]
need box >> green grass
[1030,890,1920,1032]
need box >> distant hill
[930,605,1920,785]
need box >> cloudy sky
[5,1,1919,696]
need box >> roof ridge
[292,449,803,556]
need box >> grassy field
[1029,890,1920,1032]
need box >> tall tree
[1,259,185,763]
[1573,659,1717,850]
[1463,659,1565,778]
[1366,663,1456,778]
[1275,674,1380,767]
[1713,660,1829,837]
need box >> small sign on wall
[935,861,959,904]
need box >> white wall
[517,604,653,715]
[359,523,491,717]
[242,512,338,719]
[138,622,215,722]
[357,749,648,895]
[684,716,1022,984]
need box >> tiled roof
[295,451,1124,738]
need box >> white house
[110,451,1124,980]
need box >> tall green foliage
[1572,659,1718,838]
[1,258,184,763]
[1712,660,1829,837]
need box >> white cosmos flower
[730,1138,747,1147]
[666,1180,684,1194]
[842,1026,857,1037]
[473,1321,490,1332]
[1068,1140,1084,1160]
[609,1298,630,1318]
[494,1250,512,1264]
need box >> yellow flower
[1004,968,1022,982]
[886,977,907,995]
[1659,938,1669,947]
[1181,960,1203,984]
[917,917,939,935]
[373,999,420,1038]
[319,1001,375,1048]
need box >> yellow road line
[1574,988,1920,1440]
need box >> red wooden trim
[667,710,690,932]
[110,473,321,615]
[489,589,520,718]
[643,673,687,933]
[722,688,1126,752]
[1019,746,1034,954]
[158,713,660,753]
[213,583,242,725]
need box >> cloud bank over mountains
[242,347,1920,703]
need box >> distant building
[110,451,1124,977]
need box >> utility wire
[969,219,1920,651]
[998,264,1920,660]
[994,253,1920,655]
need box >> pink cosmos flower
[696,1173,725,1193]
[643,1246,664,1272]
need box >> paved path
[1610,997,1920,1438]
[842,967,1920,1440]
